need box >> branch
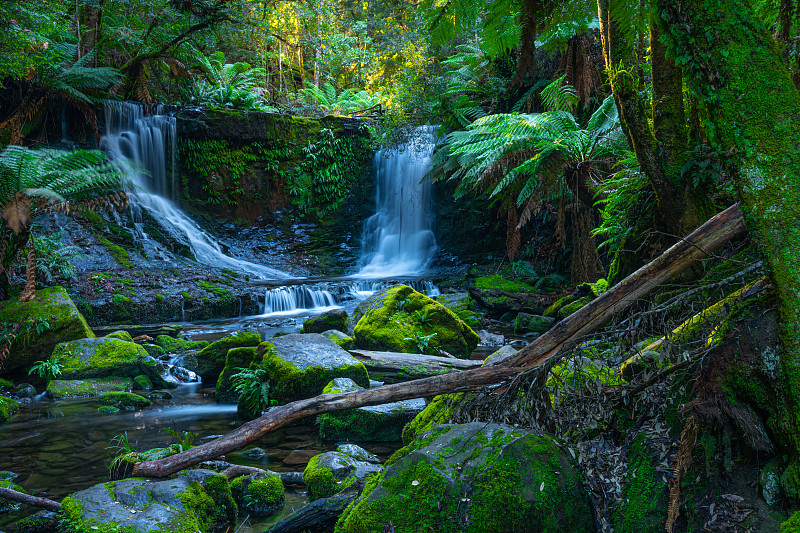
[0,487,60,512]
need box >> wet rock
[302,309,348,334]
[13,383,36,398]
[240,447,267,459]
[146,391,173,400]
[482,345,518,366]
[321,329,355,349]
[336,444,380,464]
[282,450,318,467]
[133,374,153,390]
[16,509,57,533]
[215,346,258,404]
[47,378,133,399]
[98,392,152,410]
[263,334,369,403]
[155,335,209,353]
[352,285,480,358]
[337,423,594,533]
[478,329,504,346]
[105,330,134,342]
[53,337,148,379]
[514,312,555,334]
[58,474,236,532]
[302,451,382,501]
[317,378,425,442]
[0,479,26,512]
[435,292,482,328]
[0,286,94,372]
[0,472,17,481]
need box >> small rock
[240,447,266,459]
[282,450,318,466]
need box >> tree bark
[0,487,60,512]
[263,486,360,533]
[349,350,482,383]
[131,205,745,479]
[658,0,800,456]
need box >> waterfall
[262,285,338,315]
[100,101,289,279]
[354,126,438,278]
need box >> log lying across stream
[349,349,482,383]
[131,204,745,479]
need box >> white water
[354,127,438,278]
[262,285,338,316]
[100,101,289,279]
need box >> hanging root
[666,415,699,532]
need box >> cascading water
[354,127,438,278]
[100,101,289,279]
[262,285,338,315]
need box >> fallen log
[0,487,61,512]
[132,204,745,479]
[91,324,182,338]
[349,349,482,383]
[218,464,304,485]
[263,486,361,533]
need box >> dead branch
[0,487,61,512]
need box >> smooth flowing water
[101,101,289,280]
[355,127,438,278]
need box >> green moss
[0,396,19,423]
[106,330,134,342]
[612,434,668,532]
[98,391,152,409]
[196,332,261,381]
[98,405,121,414]
[781,511,800,532]
[303,455,338,501]
[179,291,193,300]
[402,393,466,444]
[353,286,479,358]
[557,295,593,319]
[47,377,133,399]
[133,374,153,390]
[195,280,232,297]
[54,338,148,379]
[319,404,416,442]
[155,335,209,352]
[100,238,134,268]
[0,286,95,371]
[544,295,573,317]
[215,346,258,403]
[0,479,25,512]
[0,377,12,390]
[474,274,535,293]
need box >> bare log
[0,487,61,512]
[218,464,304,485]
[132,204,745,479]
[263,486,361,533]
[349,349,481,383]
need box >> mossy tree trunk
[599,1,715,281]
[658,0,800,457]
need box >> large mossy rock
[302,309,348,334]
[435,292,482,328]
[196,332,261,382]
[261,334,369,403]
[303,449,382,501]
[230,472,284,517]
[59,472,236,533]
[317,378,425,442]
[352,285,479,358]
[215,346,258,403]
[0,396,19,423]
[0,286,94,372]
[336,423,593,533]
[46,378,133,399]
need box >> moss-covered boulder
[230,472,284,516]
[435,292,482,328]
[317,378,426,441]
[196,332,261,382]
[53,337,148,379]
[46,378,133,399]
[0,395,19,423]
[302,309,348,334]
[612,434,668,532]
[98,391,152,410]
[401,393,469,444]
[322,329,355,349]
[215,346,258,403]
[514,313,555,334]
[303,450,382,501]
[336,423,593,533]
[58,473,236,532]
[352,285,479,358]
[16,510,58,533]
[259,334,369,403]
[155,335,209,352]
[0,479,26,512]
[0,286,94,372]
[106,330,134,342]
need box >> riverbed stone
[46,377,133,399]
[59,474,236,532]
[230,472,284,517]
[0,286,94,373]
[13,383,36,398]
[155,335,209,353]
[98,391,152,409]
[106,330,134,342]
[337,444,381,464]
[263,334,369,403]
[352,285,480,358]
[514,312,555,334]
[483,345,519,366]
[196,331,261,382]
[16,509,58,533]
[303,450,382,501]
[302,309,348,334]
[52,337,148,379]
[436,292,482,328]
[0,396,19,423]
[336,423,594,533]
[317,378,425,441]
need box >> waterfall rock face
[356,127,438,277]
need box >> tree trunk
[18,247,36,302]
[658,0,800,457]
[130,205,744,479]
